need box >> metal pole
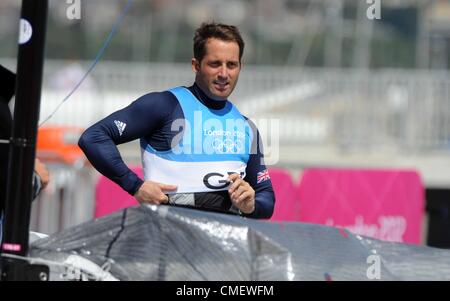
[1,0,48,281]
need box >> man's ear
[191,58,200,73]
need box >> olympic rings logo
[211,138,243,154]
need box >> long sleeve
[78,92,176,195]
[242,124,275,219]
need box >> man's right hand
[134,181,177,205]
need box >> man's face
[192,38,241,101]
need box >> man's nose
[218,65,229,78]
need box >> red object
[36,126,85,165]
[298,168,425,244]
[95,166,142,217]
[268,168,300,222]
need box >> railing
[35,61,450,154]
[30,163,96,235]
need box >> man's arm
[228,124,275,219]
[241,146,275,219]
[78,92,175,195]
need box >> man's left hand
[228,173,255,214]
[35,158,49,189]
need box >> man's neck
[188,83,227,110]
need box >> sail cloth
[27,205,450,281]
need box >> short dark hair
[193,22,245,63]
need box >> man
[0,65,50,219]
[1,65,50,244]
[78,23,275,218]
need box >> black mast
[1,0,48,281]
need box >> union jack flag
[257,169,270,184]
